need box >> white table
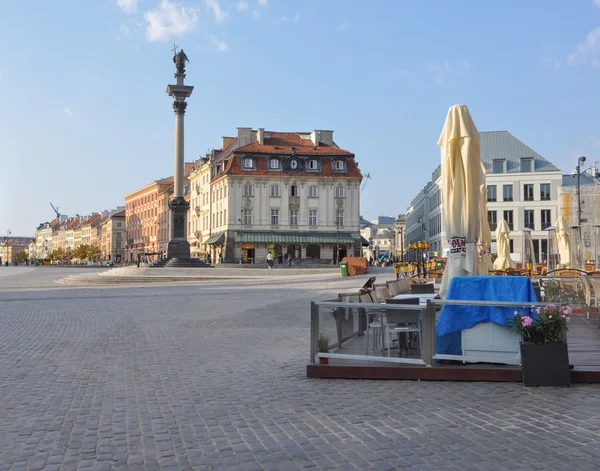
[392,293,438,306]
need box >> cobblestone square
[1,268,600,470]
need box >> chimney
[310,130,321,146]
[221,136,234,149]
[318,130,334,146]
[237,127,252,146]
[257,128,264,145]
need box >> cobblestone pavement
[1,273,600,470]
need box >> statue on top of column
[173,49,189,75]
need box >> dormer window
[521,158,533,173]
[334,160,346,171]
[269,159,280,170]
[493,159,505,174]
[243,157,255,169]
[308,159,319,171]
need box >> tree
[74,244,89,261]
[51,247,65,261]
[17,251,28,263]
[87,244,100,260]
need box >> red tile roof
[113,210,126,218]
[235,132,352,156]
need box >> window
[524,184,534,201]
[308,160,318,170]
[243,157,254,169]
[117,222,122,228]
[309,186,318,197]
[335,186,345,198]
[224,210,227,224]
[271,185,280,197]
[487,211,497,231]
[524,210,534,230]
[116,231,121,237]
[334,160,345,171]
[541,209,552,230]
[336,211,344,226]
[116,241,121,249]
[269,159,280,169]
[271,209,279,226]
[521,158,533,172]
[244,183,253,196]
[487,185,497,202]
[309,210,317,226]
[290,185,298,196]
[290,209,298,226]
[243,209,252,225]
[504,210,514,231]
[540,183,551,201]
[493,160,504,174]
[306,244,320,259]
[503,185,513,202]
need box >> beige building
[187,128,362,264]
[100,210,126,262]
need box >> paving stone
[0,278,598,470]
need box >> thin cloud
[293,12,300,22]
[117,0,137,14]
[258,0,268,6]
[209,34,230,52]
[568,26,600,67]
[120,23,131,38]
[206,0,228,24]
[594,0,600,8]
[339,22,349,31]
[236,1,248,11]
[0,72,3,81]
[64,107,74,117]
[144,0,199,42]
[252,9,260,19]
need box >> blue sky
[1,0,600,236]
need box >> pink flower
[566,316,570,322]
[513,311,519,316]
[536,307,541,314]
[522,316,533,327]
[564,306,573,314]
[547,303,556,309]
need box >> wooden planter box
[520,342,571,387]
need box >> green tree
[87,244,100,260]
[17,251,28,263]
[51,247,65,261]
[74,244,89,261]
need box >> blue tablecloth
[436,276,537,355]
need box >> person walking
[266,252,274,269]
[287,253,292,267]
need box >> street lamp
[574,156,587,226]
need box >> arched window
[243,157,254,169]
[306,244,321,259]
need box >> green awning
[203,232,225,245]
[235,232,355,244]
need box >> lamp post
[576,156,587,226]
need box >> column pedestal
[167,197,191,259]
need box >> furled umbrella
[555,216,571,268]
[439,104,485,298]
[477,162,493,274]
[492,220,515,270]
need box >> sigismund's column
[166,48,194,260]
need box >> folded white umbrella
[439,104,485,298]
[477,162,493,274]
[555,216,571,268]
[493,219,515,270]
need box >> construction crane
[50,203,61,218]
[360,172,371,193]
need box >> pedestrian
[266,252,273,269]
[287,253,292,267]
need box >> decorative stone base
[167,239,191,259]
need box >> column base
[167,239,191,259]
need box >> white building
[187,128,363,264]
[406,131,563,263]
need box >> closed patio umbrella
[439,104,485,298]
[555,216,571,268]
[477,162,493,274]
[493,220,515,270]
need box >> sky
[1,0,600,236]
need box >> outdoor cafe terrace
[307,276,600,383]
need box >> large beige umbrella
[493,220,515,270]
[439,104,485,298]
[477,162,493,274]
[555,216,571,268]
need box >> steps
[149,258,211,268]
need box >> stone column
[166,75,194,260]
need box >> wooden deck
[307,314,600,383]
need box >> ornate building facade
[187,128,363,264]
